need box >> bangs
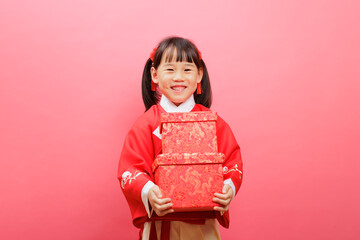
[163,45,196,63]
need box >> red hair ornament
[150,48,157,62]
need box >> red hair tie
[196,48,202,60]
[149,47,202,62]
[150,48,157,62]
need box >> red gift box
[153,153,224,212]
[160,111,218,154]
[153,111,224,212]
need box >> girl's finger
[157,197,172,205]
[213,206,224,211]
[214,192,231,200]
[151,196,172,205]
[214,206,229,212]
[162,207,175,214]
[154,202,173,212]
[213,197,230,206]
[214,193,225,199]
[157,208,175,216]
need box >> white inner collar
[160,95,195,113]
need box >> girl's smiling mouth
[171,86,187,92]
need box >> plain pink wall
[1,0,359,239]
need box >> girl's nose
[173,70,184,81]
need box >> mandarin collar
[159,95,195,113]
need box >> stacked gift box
[152,111,224,212]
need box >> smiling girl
[118,37,243,240]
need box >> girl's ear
[197,67,204,83]
[150,67,159,84]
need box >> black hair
[142,36,212,111]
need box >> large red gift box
[153,111,224,212]
[153,152,224,211]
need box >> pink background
[1,0,359,239]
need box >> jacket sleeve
[214,115,243,228]
[117,114,155,228]
[217,116,243,195]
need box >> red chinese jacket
[117,103,243,233]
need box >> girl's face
[151,50,203,106]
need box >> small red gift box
[153,152,224,212]
[160,111,218,154]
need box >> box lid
[152,152,224,172]
[160,111,217,133]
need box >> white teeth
[171,86,186,92]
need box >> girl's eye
[166,69,174,71]
[185,69,192,72]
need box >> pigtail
[142,59,160,111]
[194,59,212,108]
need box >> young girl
[118,37,243,240]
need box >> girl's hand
[213,184,234,214]
[148,185,174,216]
